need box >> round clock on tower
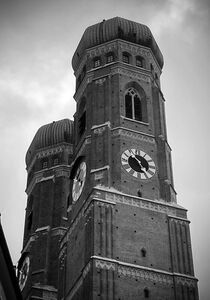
[121,148,156,179]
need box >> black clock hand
[135,156,146,172]
[131,154,146,173]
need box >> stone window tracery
[125,87,142,121]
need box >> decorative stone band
[66,256,197,299]
[27,144,73,172]
[91,121,111,135]
[168,215,191,225]
[26,165,71,195]
[92,256,198,288]
[111,127,155,144]
[60,186,187,249]
[93,185,187,219]
[32,285,57,300]
[110,65,151,83]
[22,227,66,255]
[90,166,110,181]
[85,39,160,74]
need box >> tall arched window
[78,97,86,138]
[125,87,142,121]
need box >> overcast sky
[0,0,209,298]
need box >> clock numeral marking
[125,166,132,173]
[121,156,128,162]
[139,150,145,157]
[148,165,156,170]
[141,173,147,180]
[133,171,138,178]
[124,150,131,157]
[144,154,151,161]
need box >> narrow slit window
[144,288,149,298]
[79,111,86,137]
[125,94,132,119]
[27,211,33,231]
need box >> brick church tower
[18,17,198,300]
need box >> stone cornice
[27,144,73,173]
[85,39,161,73]
[92,256,198,286]
[74,59,154,102]
[65,256,198,299]
[22,227,67,254]
[93,185,186,216]
[60,186,187,249]
[26,165,71,195]
[111,126,155,143]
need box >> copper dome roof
[26,119,74,166]
[72,17,163,70]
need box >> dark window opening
[134,95,142,121]
[141,248,146,257]
[67,195,70,208]
[42,160,48,169]
[106,53,114,64]
[27,211,33,231]
[125,94,132,119]
[125,88,142,121]
[144,288,149,298]
[136,56,145,68]
[94,57,101,68]
[78,111,86,137]
[122,52,130,64]
[53,157,59,165]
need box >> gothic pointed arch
[124,81,148,123]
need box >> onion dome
[72,16,163,70]
[26,119,74,167]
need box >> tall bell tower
[59,17,198,300]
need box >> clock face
[19,256,30,290]
[72,161,86,202]
[121,149,156,179]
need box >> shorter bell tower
[18,119,74,300]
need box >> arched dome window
[125,88,142,121]
[122,52,130,64]
[93,57,101,68]
[136,56,145,68]
[106,52,114,64]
